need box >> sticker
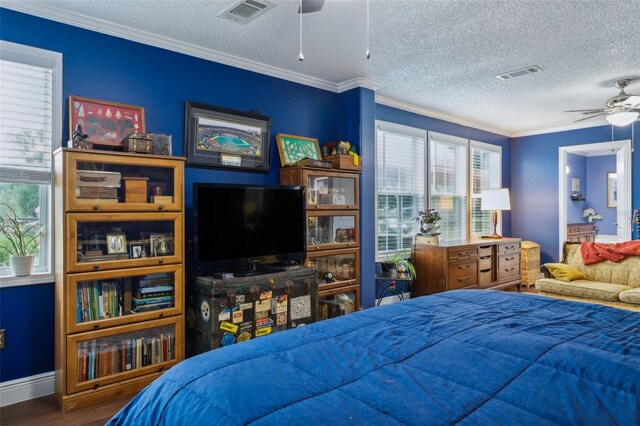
[256,317,274,328]
[290,295,311,320]
[236,295,246,304]
[237,331,252,342]
[240,321,253,332]
[239,303,253,311]
[260,291,272,300]
[200,300,210,321]
[218,310,231,321]
[220,321,238,333]
[256,327,271,337]
[255,311,268,320]
[276,312,287,326]
[272,295,288,314]
[255,299,271,313]
[232,310,243,324]
[221,332,236,346]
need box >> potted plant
[385,250,416,280]
[414,209,441,244]
[0,203,45,277]
[634,209,640,239]
[583,207,604,234]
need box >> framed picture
[69,96,145,147]
[276,133,321,167]
[149,233,174,257]
[607,172,617,208]
[105,233,127,255]
[185,101,271,172]
[130,245,143,259]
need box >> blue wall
[0,8,342,383]
[375,104,513,235]
[586,155,617,235]
[567,153,587,223]
[511,123,639,264]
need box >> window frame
[374,120,427,261]
[469,140,503,239]
[0,41,62,287]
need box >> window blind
[470,141,502,238]
[376,122,426,258]
[429,132,468,242]
[0,58,53,184]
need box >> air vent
[219,0,274,24]
[495,66,543,80]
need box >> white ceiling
[5,0,640,136]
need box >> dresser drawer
[498,253,520,280]
[449,261,478,290]
[478,256,492,270]
[478,245,493,257]
[478,268,493,285]
[449,247,478,260]
[498,242,520,255]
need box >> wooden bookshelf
[54,148,185,411]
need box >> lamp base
[480,210,503,239]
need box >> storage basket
[521,241,541,287]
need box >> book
[133,290,174,299]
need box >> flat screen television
[193,183,306,274]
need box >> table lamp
[481,188,510,239]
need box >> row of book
[132,274,175,313]
[77,332,175,382]
[77,280,123,323]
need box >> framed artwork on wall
[276,133,321,167]
[184,101,271,172]
[69,96,145,146]
[607,171,617,208]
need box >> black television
[193,183,306,275]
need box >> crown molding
[1,1,382,93]
[510,120,615,138]
[375,95,512,137]
[337,78,381,93]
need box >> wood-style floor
[0,394,134,426]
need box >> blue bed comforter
[108,290,640,425]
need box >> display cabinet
[54,148,185,412]
[281,166,361,319]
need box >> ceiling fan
[566,79,640,126]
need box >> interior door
[615,147,631,241]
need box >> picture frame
[130,245,143,259]
[105,233,127,255]
[185,101,271,172]
[149,233,174,257]
[69,96,145,147]
[276,133,322,167]
[607,171,617,208]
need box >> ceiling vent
[495,66,543,80]
[219,0,274,24]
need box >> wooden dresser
[412,237,522,296]
[567,223,595,242]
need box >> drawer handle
[316,246,321,249]
[93,383,100,389]
[93,265,100,270]
[158,366,164,372]
[93,324,99,329]
[458,276,470,282]
[92,205,99,211]
[158,259,164,265]
[458,251,470,257]
[157,205,164,211]
[458,264,470,270]
[480,256,491,260]
[314,205,320,209]
[479,245,492,249]
[506,256,515,261]
[480,270,491,274]
[505,267,515,272]
[158,312,164,318]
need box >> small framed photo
[276,133,321,167]
[130,245,143,259]
[607,171,617,208]
[150,233,173,257]
[106,233,127,254]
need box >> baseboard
[377,292,411,306]
[0,371,54,407]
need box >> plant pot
[10,255,34,277]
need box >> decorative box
[152,195,173,204]
[324,155,361,171]
[151,134,172,156]
[123,133,153,154]
[122,176,149,203]
[76,187,118,200]
[76,170,121,188]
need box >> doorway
[558,140,632,258]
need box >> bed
[108,290,640,425]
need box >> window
[0,41,62,285]
[375,122,426,259]
[470,141,502,238]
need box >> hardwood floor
[0,394,134,426]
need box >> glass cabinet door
[67,317,181,394]
[305,249,359,287]
[307,212,359,251]
[64,150,183,212]
[318,285,360,320]
[66,265,183,334]
[305,171,358,210]
[68,212,183,273]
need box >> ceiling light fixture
[366,0,370,59]
[298,0,304,61]
[606,108,639,126]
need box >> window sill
[0,272,55,288]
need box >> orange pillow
[545,263,587,282]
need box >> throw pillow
[545,263,587,282]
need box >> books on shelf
[77,280,124,323]
[132,274,175,312]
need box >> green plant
[0,203,45,257]
[414,209,441,235]
[387,250,416,280]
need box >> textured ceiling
[12,0,640,135]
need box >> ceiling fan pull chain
[366,0,370,59]
[298,0,305,61]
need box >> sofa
[535,242,640,311]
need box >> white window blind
[0,41,61,285]
[376,122,426,259]
[429,132,468,242]
[470,141,502,238]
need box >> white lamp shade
[606,110,639,127]
[481,188,511,211]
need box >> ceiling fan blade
[573,113,606,123]
[623,95,640,107]
[300,0,325,13]
[565,109,606,113]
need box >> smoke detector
[495,66,543,80]
[219,0,275,24]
